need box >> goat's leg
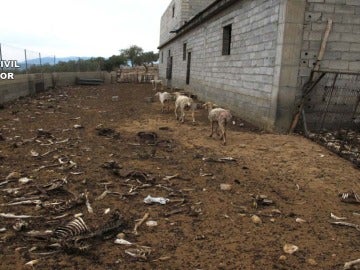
[209,122,214,137]
[215,123,221,137]
[181,109,185,123]
[219,124,226,145]
[191,109,195,123]
[175,104,179,120]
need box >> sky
[0,0,170,60]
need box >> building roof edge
[158,0,239,50]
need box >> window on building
[183,43,187,61]
[222,24,232,55]
[172,5,175,17]
[161,51,163,64]
[166,56,173,80]
[166,50,172,79]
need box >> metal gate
[302,70,360,132]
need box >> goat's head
[202,101,215,111]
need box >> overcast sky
[0,0,170,59]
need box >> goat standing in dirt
[151,79,163,91]
[203,101,232,145]
[155,91,172,112]
[174,92,195,123]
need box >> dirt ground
[0,83,359,270]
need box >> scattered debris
[114,238,132,245]
[73,124,84,129]
[85,191,94,214]
[199,172,213,177]
[53,216,90,240]
[330,213,347,220]
[308,129,360,168]
[252,195,274,208]
[13,219,28,231]
[18,177,32,185]
[125,245,151,260]
[6,171,21,180]
[144,195,169,205]
[279,255,287,261]
[330,221,360,231]
[24,259,39,268]
[152,256,171,262]
[343,258,360,270]
[30,150,40,157]
[162,174,179,181]
[51,211,123,252]
[146,220,158,227]
[120,170,156,183]
[340,191,360,204]
[295,218,307,223]
[133,212,149,235]
[251,215,262,225]
[2,200,42,206]
[202,156,237,163]
[220,184,232,191]
[25,230,53,238]
[307,258,317,266]
[0,213,40,219]
[283,244,299,254]
[164,208,187,217]
[45,193,86,213]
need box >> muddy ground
[0,83,359,270]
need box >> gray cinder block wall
[158,0,360,132]
[0,71,110,104]
[300,0,360,83]
[159,0,215,47]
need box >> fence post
[39,53,42,70]
[0,43,3,71]
[320,73,339,130]
[24,49,28,73]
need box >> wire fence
[0,43,104,74]
[0,43,55,74]
[302,70,360,132]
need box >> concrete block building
[158,0,360,132]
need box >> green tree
[104,55,127,72]
[120,45,143,67]
[141,51,159,66]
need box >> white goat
[174,92,195,123]
[203,101,232,145]
[155,91,172,112]
[151,79,163,91]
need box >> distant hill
[20,56,91,67]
